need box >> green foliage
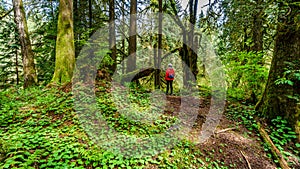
[0,11,21,88]
[155,140,228,169]
[274,61,300,103]
[98,85,178,137]
[269,117,299,159]
[0,1,59,87]
[0,86,229,168]
[222,51,268,101]
[275,61,300,86]
[226,104,258,132]
[31,19,57,84]
[226,104,299,165]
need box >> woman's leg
[170,80,173,95]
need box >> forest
[0,0,299,168]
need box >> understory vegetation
[0,85,299,168]
[0,87,224,168]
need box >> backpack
[168,73,174,78]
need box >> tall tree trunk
[109,0,117,72]
[88,0,92,35]
[73,0,79,57]
[155,0,162,89]
[14,25,20,85]
[182,0,198,87]
[12,0,37,88]
[189,0,198,79]
[127,0,137,73]
[251,0,263,52]
[182,31,188,87]
[121,0,126,74]
[51,0,75,84]
[15,49,19,85]
[153,42,158,86]
[256,1,300,140]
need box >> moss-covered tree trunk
[51,0,75,84]
[251,0,263,52]
[181,0,198,87]
[256,1,300,140]
[13,0,37,88]
[73,0,79,57]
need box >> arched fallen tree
[119,68,156,84]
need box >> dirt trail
[164,96,277,169]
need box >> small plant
[275,61,300,87]
[269,116,299,160]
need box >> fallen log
[118,68,156,84]
[257,121,291,169]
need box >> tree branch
[119,68,156,84]
[168,0,186,32]
[161,47,181,60]
[240,150,252,169]
[0,9,13,20]
[215,127,236,134]
[117,48,128,58]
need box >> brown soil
[164,96,277,169]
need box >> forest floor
[0,80,299,168]
[151,96,278,169]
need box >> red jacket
[165,68,175,81]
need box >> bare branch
[0,9,13,20]
[240,150,252,169]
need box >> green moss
[51,0,75,84]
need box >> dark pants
[166,80,173,95]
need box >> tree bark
[73,0,79,57]
[190,0,198,79]
[13,0,37,88]
[127,0,137,73]
[155,0,162,89]
[15,49,19,85]
[51,0,75,84]
[109,0,117,72]
[154,42,158,86]
[256,1,300,140]
[121,0,126,74]
[251,0,263,52]
[182,0,198,87]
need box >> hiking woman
[165,63,175,95]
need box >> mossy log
[118,68,155,84]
